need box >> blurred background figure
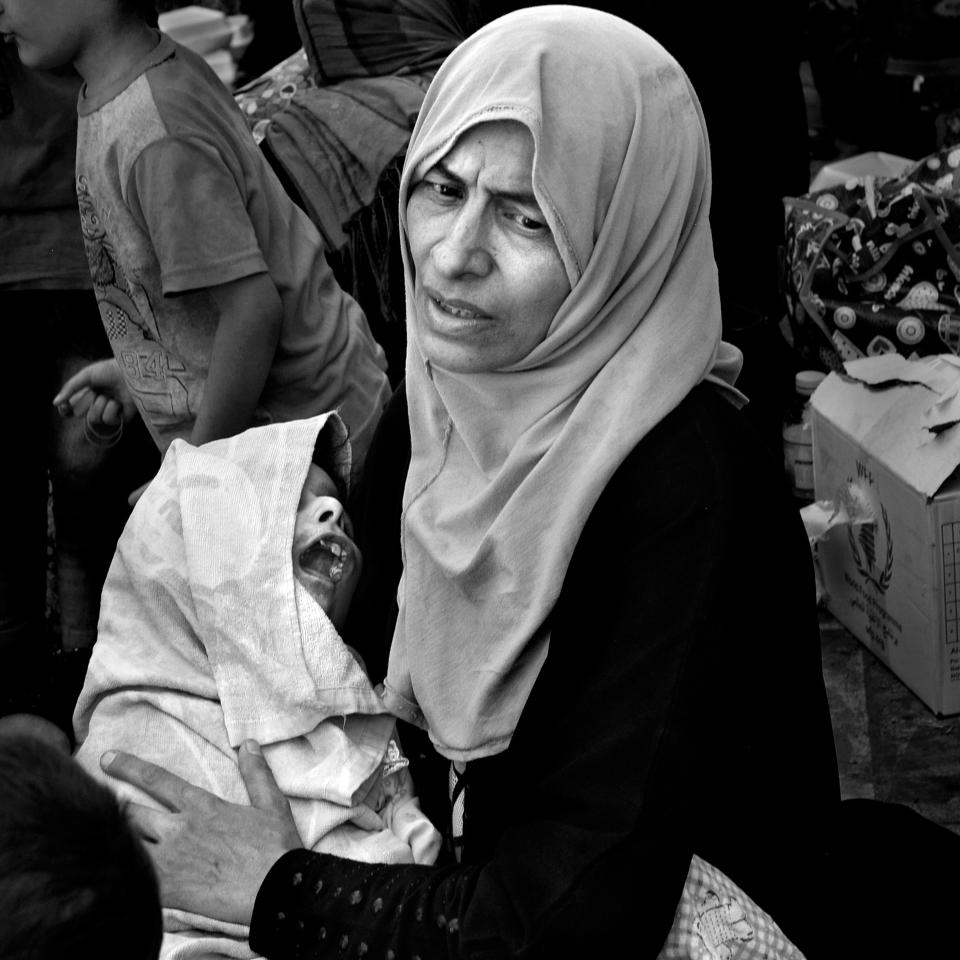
[806,0,960,161]
[0,49,156,728]
[0,724,162,960]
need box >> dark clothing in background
[0,57,89,289]
[808,0,960,157]
[476,1,810,456]
[236,0,302,81]
[0,52,156,718]
[0,292,152,652]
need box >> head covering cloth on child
[382,5,744,761]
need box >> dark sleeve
[461,387,839,955]
[251,387,838,959]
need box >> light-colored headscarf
[381,5,744,761]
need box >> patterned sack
[659,854,805,960]
[783,142,960,371]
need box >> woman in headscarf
[97,7,960,958]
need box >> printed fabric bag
[783,142,960,372]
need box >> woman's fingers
[101,750,214,815]
[103,747,300,924]
[123,799,171,844]
[238,741,302,841]
[238,741,279,809]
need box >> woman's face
[406,120,570,374]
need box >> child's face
[0,0,95,70]
[292,464,361,630]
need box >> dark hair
[122,0,159,27]
[0,735,162,960]
[312,417,351,503]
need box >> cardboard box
[811,355,960,715]
[809,151,914,192]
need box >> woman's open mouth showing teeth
[298,538,347,583]
[432,296,485,320]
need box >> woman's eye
[422,179,461,201]
[509,211,547,233]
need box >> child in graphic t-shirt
[13,0,391,492]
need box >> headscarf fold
[382,6,744,761]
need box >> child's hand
[53,358,137,428]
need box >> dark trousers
[0,289,155,699]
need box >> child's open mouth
[298,538,347,584]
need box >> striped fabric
[448,759,467,862]
[292,0,472,85]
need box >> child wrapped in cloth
[73,412,440,959]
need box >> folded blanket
[74,413,440,959]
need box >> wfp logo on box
[847,495,894,594]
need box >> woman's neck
[74,16,159,101]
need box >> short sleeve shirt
[75,35,389,456]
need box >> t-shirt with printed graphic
[75,33,390,463]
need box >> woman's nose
[315,496,344,526]
[433,208,492,278]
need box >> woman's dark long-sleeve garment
[249,382,841,958]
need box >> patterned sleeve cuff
[248,847,466,960]
[249,849,327,956]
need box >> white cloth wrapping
[73,413,440,959]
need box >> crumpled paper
[800,483,876,605]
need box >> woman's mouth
[429,293,489,320]
[298,538,348,583]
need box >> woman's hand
[101,740,302,926]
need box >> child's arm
[189,272,283,448]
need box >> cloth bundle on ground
[783,140,960,372]
[660,855,805,960]
[73,412,440,959]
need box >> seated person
[75,412,804,960]
[73,413,441,958]
[0,723,161,960]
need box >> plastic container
[783,370,827,502]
